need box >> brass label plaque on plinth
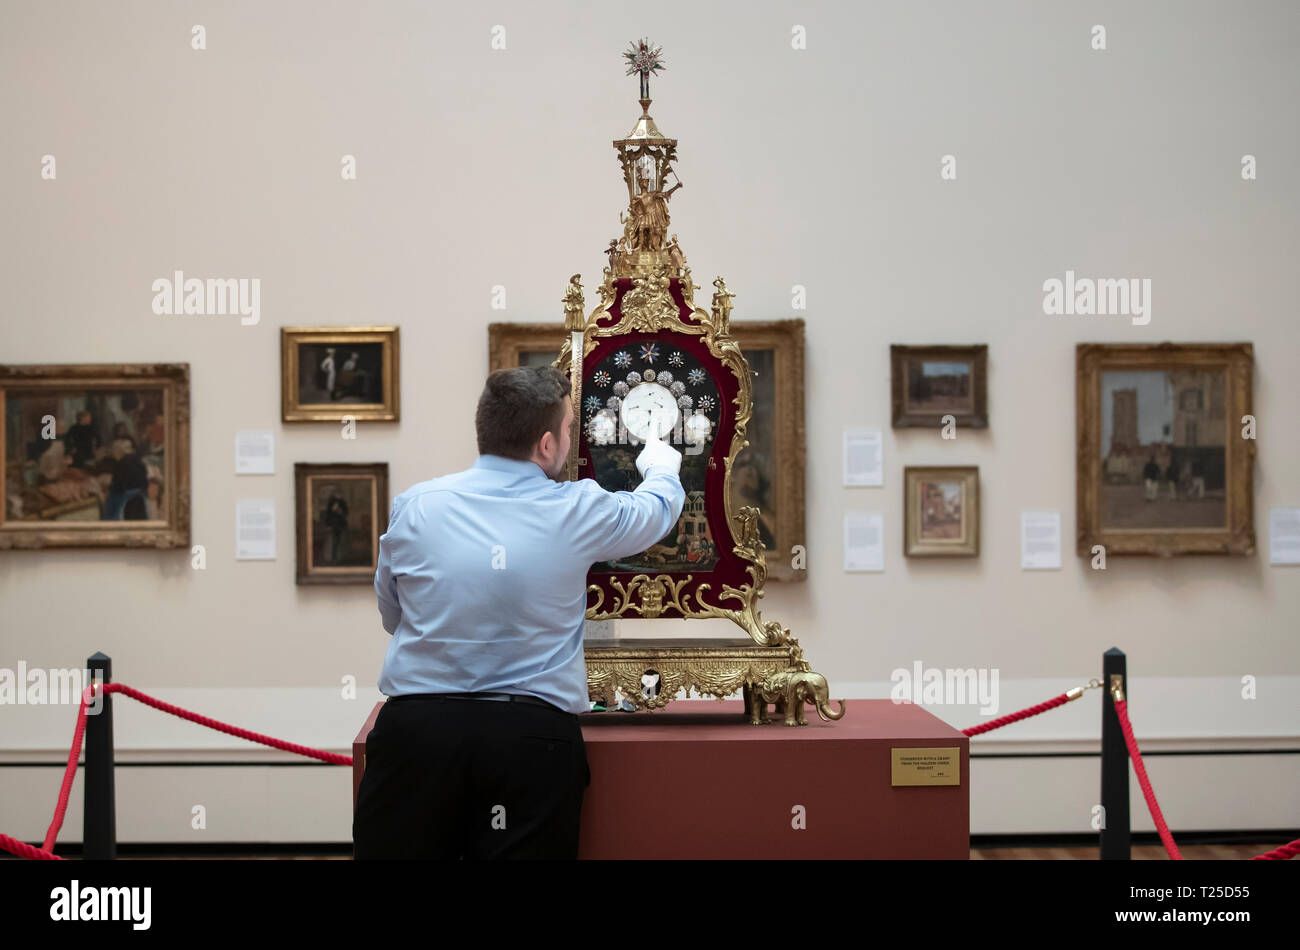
[890,747,960,786]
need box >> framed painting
[294,462,388,585]
[281,326,399,422]
[1076,342,1255,556]
[0,363,191,549]
[904,465,979,557]
[488,319,807,581]
[891,344,988,429]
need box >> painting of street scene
[919,479,964,540]
[905,359,973,413]
[1099,369,1227,530]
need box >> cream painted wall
[1,1,1297,841]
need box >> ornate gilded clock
[554,41,842,726]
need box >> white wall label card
[843,428,883,487]
[1269,508,1300,565]
[236,499,276,560]
[1021,511,1061,570]
[234,430,274,475]
[844,511,884,571]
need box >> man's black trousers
[352,695,590,859]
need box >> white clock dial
[684,412,712,445]
[619,382,680,441]
[587,412,617,445]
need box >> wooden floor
[972,844,1267,860]
[10,841,1281,860]
[20,843,1271,860]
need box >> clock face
[620,382,680,441]
[587,411,617,445]
[580,338,722,575]
[684,412,712,445]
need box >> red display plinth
[351,701,382,812]
[352,698,968,859]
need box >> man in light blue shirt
[353,365,684,860]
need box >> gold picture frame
[1076,342,1255,557]
[904,465,979,557]
[294,462,388,585]
[281,326,400,423]
[0,363,191,549]
[487,319,807,581]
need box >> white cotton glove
[636,421,682,477]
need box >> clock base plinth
[584,637,840,726]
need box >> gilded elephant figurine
[744,670,846,726]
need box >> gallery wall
[2,0,1297,840]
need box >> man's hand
[636,417,682,477]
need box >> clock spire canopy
[610,39,685,279]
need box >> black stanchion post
[84,651,117,860]
[1100,647,1129,860]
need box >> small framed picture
[294,462,388,585]
[1,363,191,549]
[891,345,988,429]
[904,466,979,557]
[281,327,399,422]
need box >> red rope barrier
[1114,698,1182,861]
[0,681,351,861]
[44,685,91,852]
[1251,839,1300,860]
[102,683,352,766]
[0,833,62,860]
[962,692,1072,737]
[962,683,1294,861]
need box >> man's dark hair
[476,366,570,460]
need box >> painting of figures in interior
[0,364,191,549]
[1076,343,1255,556]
